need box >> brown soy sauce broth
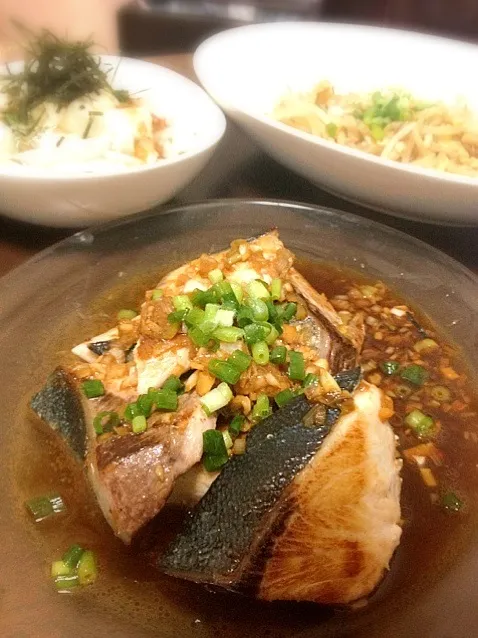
[14,260,478,636]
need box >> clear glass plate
[1,199,477,638]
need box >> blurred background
[0,0,476,60]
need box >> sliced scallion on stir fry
[25,493,66,522]
[51,544,98,591]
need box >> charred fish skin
[158,396,330,584]
[30,367,86,459]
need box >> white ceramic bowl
[194,22,478,226]
[0,56,226,227]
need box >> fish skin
[158,395,330,584]
[30,367,87,459]
[157,384,402,604]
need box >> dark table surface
[1,53,477,279]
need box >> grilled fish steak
[158,383,402,604]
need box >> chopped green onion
[200,382,233,415]
[222,430,233,450]
[394,383,413,399]
[150,388,178,411]
[191,288,219,308]
[281,302,298,322]
[270,278,282,301]
[162,375,183,393]
[173,295,193,312]
[430,385,452,402]
[275,388,296,408]
[229,414,245,437]
[93,410,119,435]
[265,324,279,345]
[25,493,66,522]
[51,560,72,578]
[167,309,189,324]
[117,309,137,321]
[246,298,269,322]
[124,402,142,422]
[442,491,464,513]
[204,303,220,323]
[288,350,305,381]
[81,379,105,399]
[208,269,224,284]
[216,308,235,327]
[303,373,319,388]
[184,307,205,327]
[326,122,338,137]
[213,326,244,343]
[62,544,85,570]
[151,289,163,301]
[265,300,280,325]
[244,322,270,345]
[214,281,239,308]
[137,394,154,417]
[380,361,400,376]
[132,415,147,434]
[230,282,244,303]
[252,341,269,365]
[54,574,80,590]
[208,359,242,384]
[400,364,429,386]
[188,326,211,347]
[77,550,98,586]
[404,409,435,439]
[248,280,270,299]
[236,305,254,327]
[202,429,229,471]
[227,349,252,372]
[252,393,271,421]
[370,123,385,141]
[270,345,287,365]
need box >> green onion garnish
[326,122,338,137]
[62,544,85,570]
[117,309,137,321]
[404,409,435,439]
[93,410,119,435]
[380,361,400,376]
[167,309,189,324]
[248,280,270,299]
[270,345,287,365]
[137,393,154,417]
[124,402,142,422]
[208,359,242,385]
[81,379,105,399]
[230,282,244,303]
[77,550,98,586]
[288,350,305,381]
[216,308,236,327]
[281,302,298,322]
[151,289,163,301]
[274,388,296,408]
[25,493,66,522]
[252,393,271,421]
[214,281,239,308]
[229,414,245,438]
[173,295,193,312]
[303,373,319,388]
[184,306,205,327]
[222,430,233,450]
[191,288,219,308]
[208,268,224,284]
[162,375,183,393]
[132,415,147,434]
[200,382,233,415]
[51,560,73,578]
[252,340,269,365]
[270,278,282,301]
[227,349,251,372]
[442,491,464,513]
[150,388,179,411]
[244,322,270,345]
[54,574,80,590]
[188,326,211,347]
[202,429,229,471]
[246,298,269,322]
[213,326,244,343]
[265,324,279,345]
[400,364,429,386]
[236,306,254,328]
